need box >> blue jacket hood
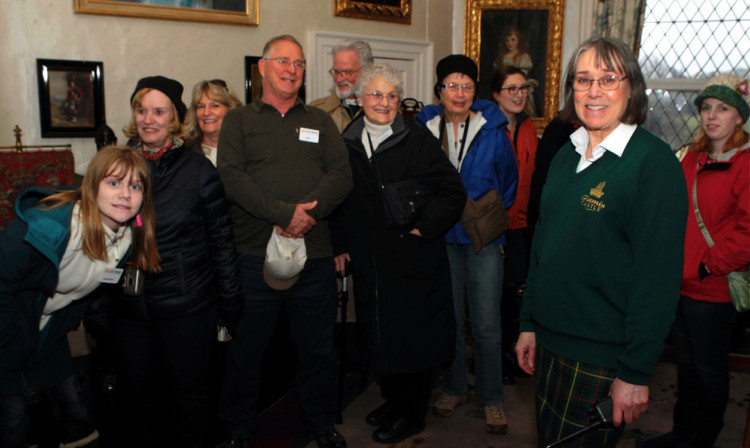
[416,99,509,131]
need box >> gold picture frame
[74,0,259,26]
[464,0,565,133]
[334,0,411,25]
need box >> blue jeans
[220,255,338,437]
[671,295,736,447]
[442,244,504,405]
[0,374,94,447]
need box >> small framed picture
[36,58,105,138]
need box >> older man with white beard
[310,39,373,132]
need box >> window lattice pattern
[639,0,750,148]
[640,0,750,79]
[645,89,700,149]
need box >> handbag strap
[692,158,715,248]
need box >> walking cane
[335,269,349,424]
[546,397,614,448]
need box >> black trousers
[219,256,338,438]
[114,306,217,448]
[671,295,736,447]
[502,227,531,360]
[379,369,433,424]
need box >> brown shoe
[484,404,508,434]
[432,392,467,417]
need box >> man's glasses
[264,57,307,70]
[364,91,400,104]
[498,85,530,95]
[329,67,360,78]
[442,83,475,93]
[572,75,627,92]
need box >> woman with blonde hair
[184,79,243,166]
[0,145,159,448]
[117,75,242,448]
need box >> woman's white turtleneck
[361,117,394,160]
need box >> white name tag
[299,127,320,143]
[101,267,124,284]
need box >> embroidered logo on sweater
[581,181,607,212]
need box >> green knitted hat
[694,74,750,122]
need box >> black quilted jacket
[115,142,243,330]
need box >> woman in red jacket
[643,74,750,448]
[491,66,539,385]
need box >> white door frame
[308,31,434,105]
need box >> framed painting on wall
[464,0,565,133]
[74,0,259,26]
[334,0,411,24]
[36,58,105,138]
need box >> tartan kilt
[534,345,625,448]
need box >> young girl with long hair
[0,145,159,448]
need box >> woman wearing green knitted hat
[641,73,750,448]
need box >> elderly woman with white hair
[333,64,466,444]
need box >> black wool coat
[336,114,466,375]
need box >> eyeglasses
[498,85,530,95]
[441,83,475,93]
[329,67,360,78]
[264,57,307,70]
[365,91,399,104]
[572,75,627,92]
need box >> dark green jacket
[217,97,352,258]
[520,126,687,385]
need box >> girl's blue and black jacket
[0,187,118,395]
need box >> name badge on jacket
[299,127,319,143]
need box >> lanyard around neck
[439,114,471,168]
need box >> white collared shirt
[570,123,637,173]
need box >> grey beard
[335,82,354,100]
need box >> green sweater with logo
[519,126,687,385]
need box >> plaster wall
[1,0,451,173]
[1,0,588,174]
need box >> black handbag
[380,178,433,229]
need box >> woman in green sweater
[515,37,687,447]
